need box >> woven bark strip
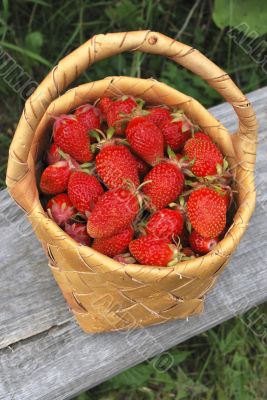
[6,31,257,333]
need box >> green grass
[0,1,266,398]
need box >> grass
[0,1,266,398]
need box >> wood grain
[0,87,267,400]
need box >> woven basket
[6,31,257,333]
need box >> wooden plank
[0,87,267,400]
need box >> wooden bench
[1,86,267,400]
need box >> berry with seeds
[126,116,164,165]
[107,97,137,134]
[74,104,101,131]
[187,187,227,238]
[146,107,171,125]
[87,188,139,238]
[189,231,218,254]
[68,171,104,214]
[145,208,184,241]
[53,114,93,163]
[96,144,139,189]
[40,161,71,194]
[93,226,134,257]
[129,235,178,267]
[143,161,184,210]
[160,119,191,151]
[184,137,223,177]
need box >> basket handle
[6,30,257,188]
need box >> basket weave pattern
[6,31,257,333]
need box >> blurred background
[0,1,266,399]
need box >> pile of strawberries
[40,96,233,267]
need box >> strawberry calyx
[167,243,195,267]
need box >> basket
[6,31,257,333]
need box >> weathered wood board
[0,87,267,400]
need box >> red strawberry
[146,107,171,125]
[46,194,76,226]
[193,131,212,141]
[40,161,71,194]
[160,119,191,151]
[68,171,104,214]
[93,226,134,257]
[53,114,93,163]
[74,104,101,131]
[189,231,218,254]
[182,247,195,257]
[184,138,223,177]
[46,143,80,168]
[65,223,91,246]
[145,208,184,241]
[107,97,137,134]
[47,143,62,164]
[87,188,139,238]
[96,144,139,189]
[126,117,164,165]
[187,187,227,238]
[143,161,184,210]
[134,155,150,177]
[98,97,112,117]
[129,236,177,267]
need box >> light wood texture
[0,87,266,400]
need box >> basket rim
[25,75,256,279]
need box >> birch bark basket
[6,31,257,333]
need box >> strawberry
[53,114,93,163]
[93,226,134,257]
[87,188,139,238]
[146,107,171,125]
[126,117,164,165]
[74,104,101,131]
[68,171,104,214]
[193,131,212,141]
[134,156,149,177]
[160,119,191,151]
[98,97,112,117]
[46,193,76,226]
[46,143,80,169]
[113,252,136,264]
[182,247,195,257]
[189,231,218,254]
[145,208,184,241]
[47,143,62,164]
[107,97,137,134]
[143,161,184,210]
[184,137,223,177]
[65,223,91,246]
[40,161,71,194]
[96,144,139,189]
[187,187,227,238]
[129,236,178,267]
